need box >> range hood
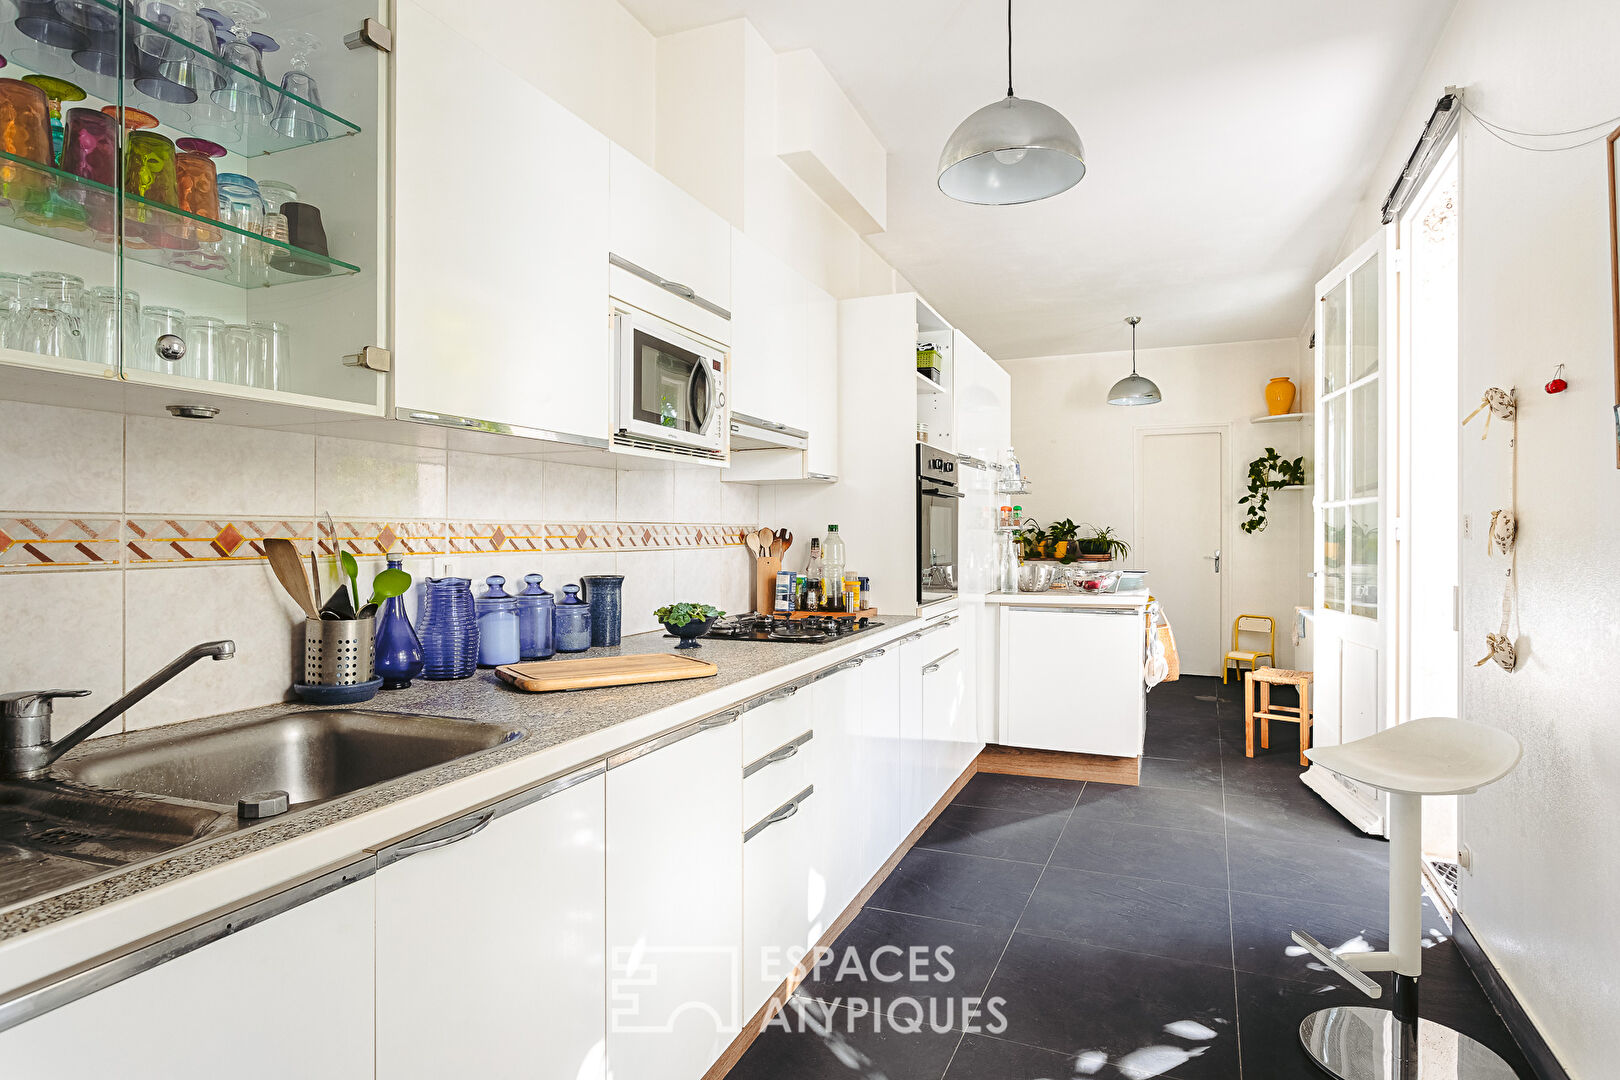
[729,413,809,452]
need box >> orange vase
[1265,377,1296,416]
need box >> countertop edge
[983,590,1152,608]
[0,615,925,997]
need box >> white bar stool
[1291,716,1522,1080]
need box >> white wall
[1009,338,1311,667]
[1331,0,1620,1073]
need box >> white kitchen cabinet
[803,281,841,479]
[742,782,821,1017]
[952,332,1012,466]
[376,767,606,1080]
[809,658,870,917]
[896,630,930,831]
[606,713,743,1080]
[729,230,805,432]
[923,644,975,782]
[1001,606,1147,757]
[0,866,375,1078]
[394,0,612,442]
[857,645,904,864]
[610,145,732,311]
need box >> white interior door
[1137,429,1225,675]
[1307,231,1393,834]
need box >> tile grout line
[1218,684,1245,1080]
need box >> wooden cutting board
[496,653,719,693]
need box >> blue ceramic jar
[516,573,554,660]
[475,575,521,667]
[553,584,592,653]
[581,574,624,647]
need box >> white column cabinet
[0,869,376,1079]
[606,714,743,1080]
[803,281,840,479]
[393,0,612,442]
[375,768,607,1080]
[1002,606,1147,756]
[729,230,805,432]
[610,145,732,311]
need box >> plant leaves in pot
[1075,524,1131,563]
[657,602,725,649]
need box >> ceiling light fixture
[937,0,1086,205]
[1108,316,1162,406]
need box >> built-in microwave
[613,308,728,457]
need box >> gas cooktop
[678,613,887,644]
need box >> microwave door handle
[687,360,712,434]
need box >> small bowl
[663,617,718,649]
[1017,563,1058,592]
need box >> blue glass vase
[418,577,478,680]
[517,573,554,660]
[581,574,624,647]
[373,557,423,690]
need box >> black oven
[917,444,961,606]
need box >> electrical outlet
[433,557,458,579]
[1462,513,1471,540]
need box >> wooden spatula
[265,537,320,619]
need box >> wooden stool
[1245,667,1313,766]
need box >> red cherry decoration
[1545,364,1568,394]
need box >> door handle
[1203,549,1222,573]
[392,810,494,858]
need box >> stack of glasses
[417,577,478,680]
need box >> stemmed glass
[269,32,326,141]
[8,1,84,77]
[132,0,224,105]
[209,0,273,123]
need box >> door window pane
[1322,281,1347,393]
[1325,394,1347,501]
[1351,257,1380,380]
[1351,382,1378,498]
[1350,504,1379,618]
[1323,507,1346,612]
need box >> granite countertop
[985,588,1152,608]
[0,618,917,954]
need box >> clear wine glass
[269,32,326,141]
[132,0,224,105]
[209,0,273,121]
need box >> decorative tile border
[0,516,755,570]
[0,517,122,570]
[447,522,750,554]
[124,519,317,566]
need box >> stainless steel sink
[0,711,520,909]
[57,711,521,811]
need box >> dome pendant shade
[1107,315,1162,406]
[937,94,1086,205]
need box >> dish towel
[1145,601,1181,687]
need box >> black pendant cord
[1006,0,1014,98]
[1131,318,1138,375]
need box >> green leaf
[655,601,725,628]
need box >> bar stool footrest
[1290,930,1382,998]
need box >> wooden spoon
[265,537,320,619]
[753,527,774,558]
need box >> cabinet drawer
[744,732,814,827]
[741,685,810,760]
[742,786,820,1014]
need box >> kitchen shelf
[915,370,946,394]
[37,1,361,157]
[0,150,360,287]
[1279,484,1309,490]
[996,478,1032,496]
[1251,412,1311,424]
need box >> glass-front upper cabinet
[0,0,388,413]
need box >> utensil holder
[754,556,782,614]
[304,616,375,686]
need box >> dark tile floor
[723,674,1532,1080]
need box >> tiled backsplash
[0,400,760,739]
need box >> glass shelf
[0,149,361,287]
[996,479,1032,496]
[6,1,360,157]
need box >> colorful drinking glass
[58,106,118,231]
[0,78,52,207]
[175,150,220,242]
[101,104,159,131]
[123,129,179,247]
[19,74,85,163]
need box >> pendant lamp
[937,0,1086,205]
[1108,316,1162,406]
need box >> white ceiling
[618,0,1456,359]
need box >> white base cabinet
[606,714,743,1080]
[376,768,607,1080]
[0,870,376,1079]
[1001,605,1147,757]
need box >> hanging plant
[1239,448,1307,534]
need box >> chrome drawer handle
[921,662,942,675]
[657,278,695,299]
[766,801,799,826]
[764,743,800,765]
[698,711,739,730]
[394,811,493,857]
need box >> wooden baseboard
[1451,911,1570,1080]
[976,743,1140,785]
[700,763,978,1080]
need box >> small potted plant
[1075,524,1130,563]
[1047,518,1080,562]
[656,602,725,649]
[1018,520,1049,560]
[1238,447,1307,533]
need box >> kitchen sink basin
[56,711,522,812]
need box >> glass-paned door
[1310,231,1392,833]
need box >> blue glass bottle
[418,577,478,680]
[517,573,554,660]
[553,584,592,653]
[373,557,424,690]
[475,575,521,667]
[581,574,624,647]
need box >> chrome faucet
[0,640,235,779]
